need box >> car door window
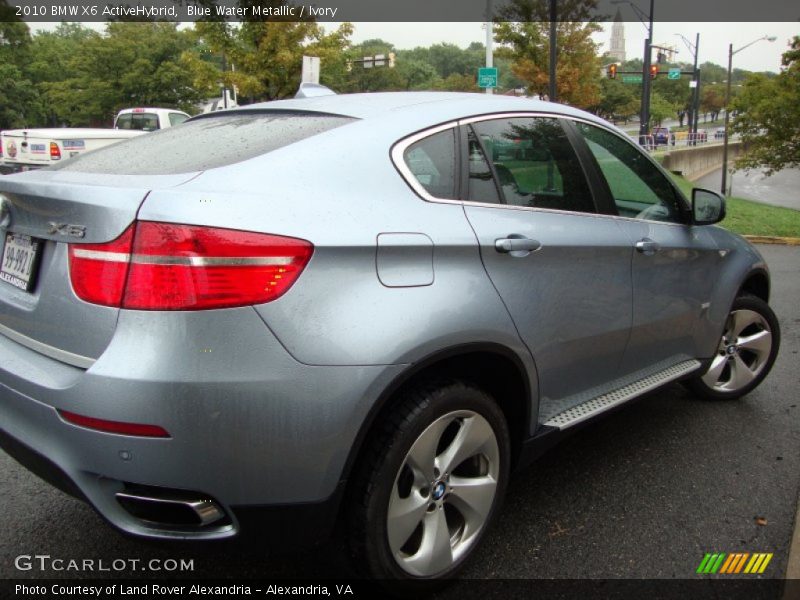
[403,129,457,199]
[470,117,595,213]
[576,122,683,223]
[467,128,501,204]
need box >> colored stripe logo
[696,553,773,574]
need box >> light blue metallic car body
[0,93,771,543]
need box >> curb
[784,495,800,592]
[743,235,800,246]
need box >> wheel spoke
[737,329,771,357]
[436,415,495,476]
[387,490,429,554]
[730,310,761,338]
[405,417,451,483]
[401,508,453,575]
[702,354,728,387]
[447,475,497,534]
[726,354,756,390]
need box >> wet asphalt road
[1,245,799,592]
[696,167,800,212]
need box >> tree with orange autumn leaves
[495,0,602,108]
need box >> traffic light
[650,64,659,79]
[607,64,617,79]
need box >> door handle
[635,238,661,255]
[495,236,542,256]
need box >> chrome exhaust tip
[116,490,225,527]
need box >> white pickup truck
[1,107,190,174]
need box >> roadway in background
[696,167,800,212]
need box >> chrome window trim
[391,111,692,228]
[391,120,461,205]
[0,322,95,369]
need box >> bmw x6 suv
[0,92,779,581]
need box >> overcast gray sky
[28,21,797,73]
[346,22,797,72]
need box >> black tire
[347,379,510,584]
[686,294,780,400]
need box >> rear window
[116,112,160,131]
[55,112,355,175]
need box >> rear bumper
[0,426,347,548]
[0,161,43,174]
[0,307,403,541]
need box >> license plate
[0,232,42,291]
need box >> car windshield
[54,111,355,175]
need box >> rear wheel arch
[341,344,533,495]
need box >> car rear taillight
[68,222,313,310]
[50,142,61,160]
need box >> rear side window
[116,113,160,131]
[55,112,355,175]
[403,129,457,199]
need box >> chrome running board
[543,359,701,430]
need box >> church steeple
[609,9,626,62]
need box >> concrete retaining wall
[658,141,743,182]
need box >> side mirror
[692,188,726,225]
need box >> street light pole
[485,0,493,95]
[676,32,702,146]
[639,0,655,144]
[721,43,734,195]
[692,33,700,143]
[549,0,557,102]
[720,35,777,195]
[612,0,655,146]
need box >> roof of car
[215,92,608,128]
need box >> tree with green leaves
[592,77,639,121]
[0,2,44,128]
[648,91,677,127]
[38,22,203,126]
[732,36,800,174]
[494,0,602,107]
[229,21,352,100]
[700,84,726,122]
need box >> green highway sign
[668,68,681,80]
[478,67,498,88]
[622,74,642,84]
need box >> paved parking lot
[1,245,798,592]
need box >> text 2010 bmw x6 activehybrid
[0,93,779,580]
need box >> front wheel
[687,294,780,400]
[347,380,510,581]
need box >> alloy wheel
[386,410,500,577]
[702,309,773,393]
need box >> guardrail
[631,131,735,152]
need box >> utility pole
[549,0,557,102]
[721,35,776,195]
[485,0,493,95]
[692,33,700,144]
[639,0,655,144]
